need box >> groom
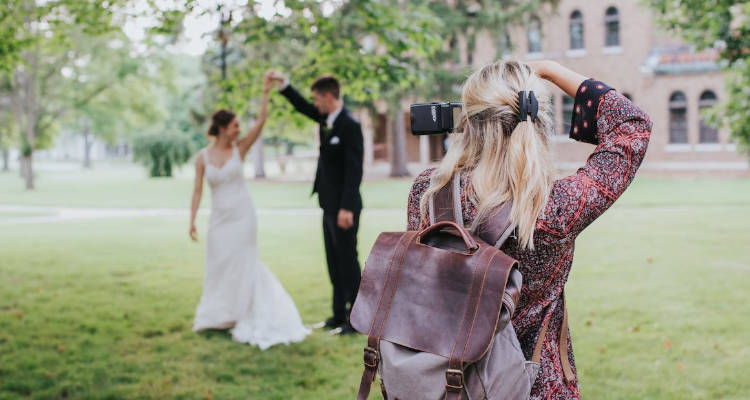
[266,71,363,335]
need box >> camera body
[409,102,463,135]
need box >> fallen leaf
[45,371,54,378]
[57,345,65,353]
[663,340,672,350]
[14,311,23,319]
[598,347,606,354]
[647,257,654,263]
[629,326,640,333]
[589,311,596,317]
[204,390,214,400]
[677,362,684,371]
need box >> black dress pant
[322,210,362,323]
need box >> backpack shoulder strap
[428,172,464,226]
[431,171,515,248]
[472,202,515,248]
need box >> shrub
[132,133,193,177]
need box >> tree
[648,0,750,159]
[132,133,193,177]
[0,103,16,172]
[4,0,129,189]
[235,0,556,176]
[61,32,168,168]
[157,1,556,177]
[238,0,442,177]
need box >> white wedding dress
[192,144,310,349]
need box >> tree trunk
[388,106,410,177]
[83,126,94,169]
[1,148,8,172]
[251,139,266,178]
[21,153,34,189]
[83,126,93,169]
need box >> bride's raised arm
[237,75,272,160]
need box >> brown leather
[529,296,573,383]
[418,221,479,253]
[433,174,459,225]
[351,227,518,363]
[472,201,514,248]
[445,247,501,400]
[531,315,550,364]
[355,232,416,400]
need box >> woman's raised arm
[238,77,272,160]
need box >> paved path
[0,205,402,225]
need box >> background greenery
[1,171,749,399]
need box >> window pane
[570,11,584,49]
[699,91,718,143]
[606,21,619,46]
[571,23,584,49]
[528,18,541,53]
[669,108,688,143]
[605,7,620,47]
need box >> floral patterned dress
[406,79,652,399]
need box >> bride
[188,74,309,349]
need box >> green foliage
[718,60,750,157]
[184,0,442,146]
[0,0,126,74]
[649,0,750,160]
[132,133,193,178]
[1,177,750,398]
[61,31,169,147]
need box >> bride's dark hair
[208,109,236,136]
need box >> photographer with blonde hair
[406,60,652,398]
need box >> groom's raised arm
[279,84,322,122]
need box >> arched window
[562,95,574,134]
[570,10,584,50]
[669,91,688,144]
[698,90,718,143]
[528,17,542,53]
[605,7,620,47]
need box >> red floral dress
[406,80,652,399]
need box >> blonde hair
[420,60,555,249]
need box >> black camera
[409,102,463,135]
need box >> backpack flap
[351,221,518,364]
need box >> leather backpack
[351,173,572,399]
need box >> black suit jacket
[280,85,363,214]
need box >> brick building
[359,0,746,172]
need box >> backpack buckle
[364,346,379,369]
[445,369,464,392]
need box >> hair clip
[518,91,539,122]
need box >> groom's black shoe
[330,322,357,336]
[312,316,345,330]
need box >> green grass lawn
[0,163,413,210]
[1,168,749,399]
